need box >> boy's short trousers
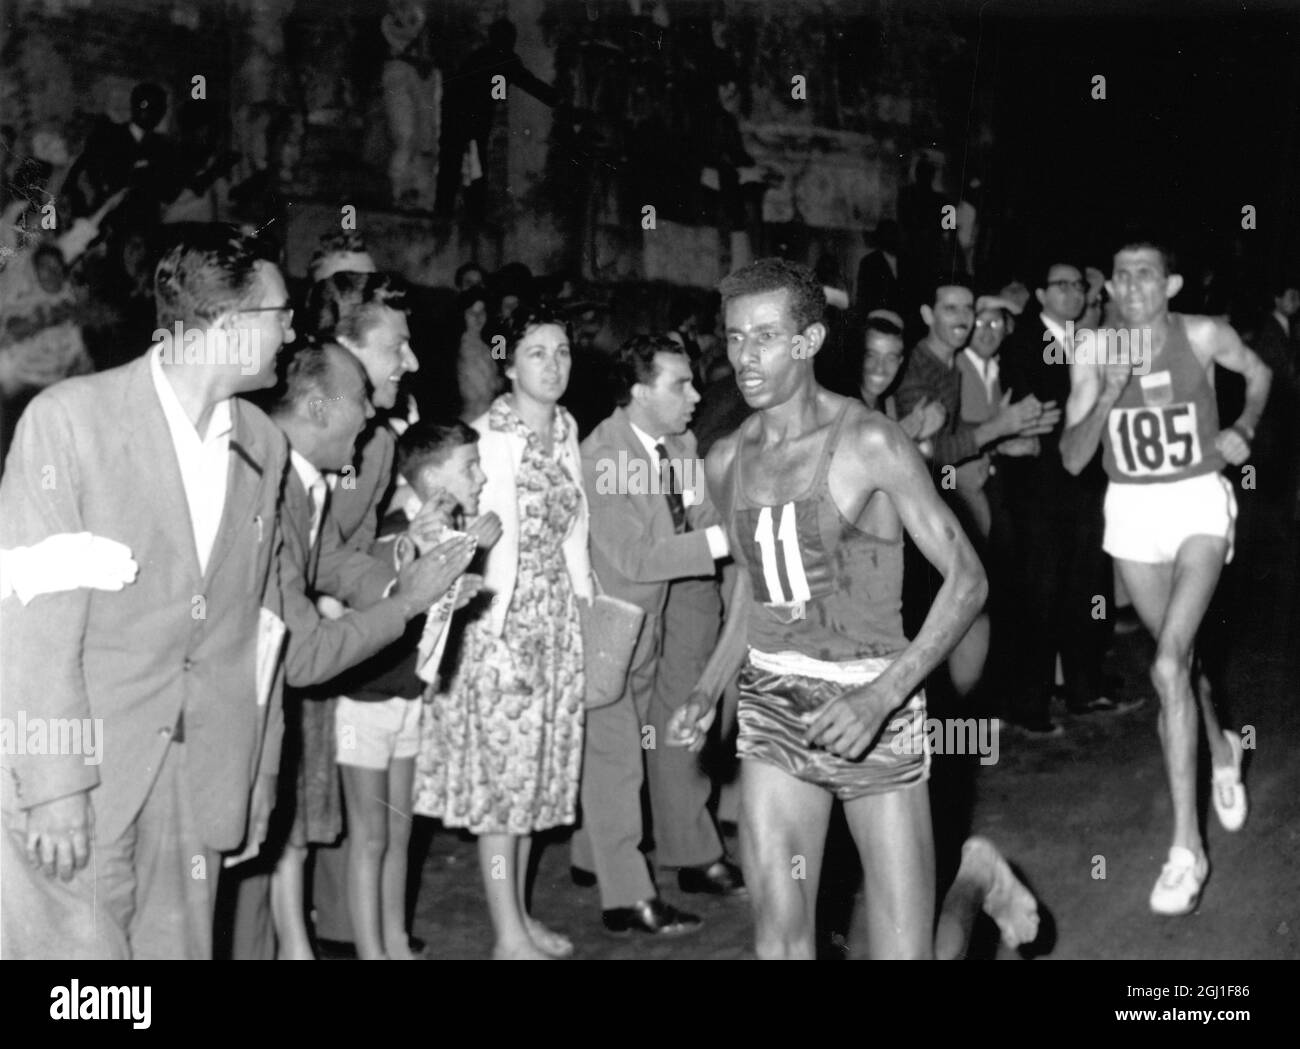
[335,695,422,770]
[1103,472,1236,565]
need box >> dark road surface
[408,522,1300,961]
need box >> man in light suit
[0,225,294,960]
[575,334,741,937]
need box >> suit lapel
[203,399,278,586]
[282,469,320,587]
[121,354,203,586]
[611,408,671,531]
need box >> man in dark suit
[999,260,1125,734]
[0,226,293,959]
[63,82,176,224]
[226,344,472,960]
[575,335,742,936]
[299,270,422,954]
[1244,280,1298,498]
[434,18,559,220]
[855,219,902,316]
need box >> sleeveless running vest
[728,402,908,661]
[1100,314,1225,485]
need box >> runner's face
[1108,249,1180,326]
[724,288,819,409]
[861,333,903,400]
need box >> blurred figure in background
[455,287,502,423]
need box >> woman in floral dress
[414,303,592,959]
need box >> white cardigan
[471,404,593,637]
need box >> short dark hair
[455,286,489,319]
[488,18,518,50]
[1267,273,1299,299]
[614,334,689,408]
[270,342,363,418]
[718,258,824,333]
[498,300,573,371]
[862,315,904,343]
[927,275,973,308]
[866,219,900,255]
[154,223,266,329]
[130,82,167,120]
[1038,258,1084,290]
[301,271,407,345]
[309,230,369,270]
[1112,233,1178,276]
[397,420,480,484]
[455,261,485,286]
[31,242,65,269]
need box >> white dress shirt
[290,449,329,550]
[150,349,232,576]
[961,348,1000,402]
[1042,312,1070,352]
[628,420,728,559]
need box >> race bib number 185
[1108,403,1202,478]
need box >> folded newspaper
[411,527,468,686]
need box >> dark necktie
[654,442,689,534]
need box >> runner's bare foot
[526,918,574,958]
[960,836,1040,948]
[493,937,555,960]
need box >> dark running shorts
[736,648,929,802]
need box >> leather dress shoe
[602,897,701,936]
[677,859,747,897]
[570,865,598,888]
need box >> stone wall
[2,0,981,289]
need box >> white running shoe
[1212,729,1248,832]
[1149,846,1209,916]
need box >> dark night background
[963,0,1300,292]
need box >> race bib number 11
[1108,403,1202,478]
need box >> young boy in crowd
[333,420,500,958]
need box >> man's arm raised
[805,418,986,759]
[1060,356,1123,476]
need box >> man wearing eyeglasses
[0,225,297,958]
[997,261,1123,737]
[894,280,1060,698]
